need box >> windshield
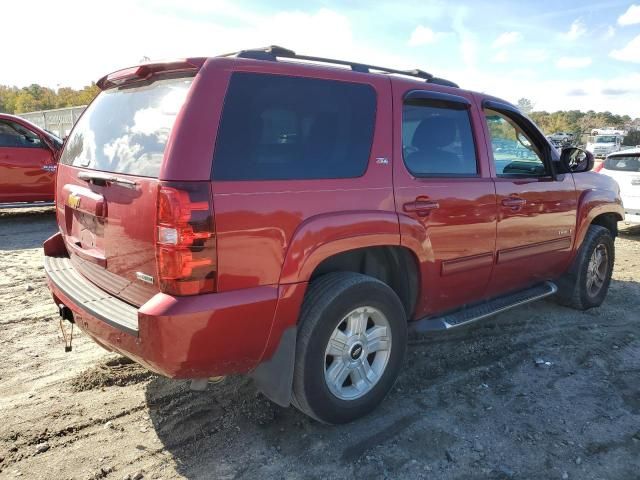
[60,77,193,177]
[596,136,617,143]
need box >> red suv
[0,113,62,206]
[44,46,624,424]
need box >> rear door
[480,100,577,296]
[0,119,55,203]
[56,74,196,306]
[392,83,498,317]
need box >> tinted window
[484,109,547,177]
[604,155,640,172]
[0,120,43,148]
[60,77,193,177]
[213,73,376,181]
[402,101,477,176]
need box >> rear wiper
[77,171,138,189]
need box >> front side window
[213,73,376,181]
[0,121,43,148]
[402,101,477,176]
[484,109,547,177]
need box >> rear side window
[60,77,193,177]
[604,156,640,172]
[213,73,376,181]
[402,101,478,176]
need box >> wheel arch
[278,210,422,318]
[574,187,624,254]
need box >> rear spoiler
[96,58,206,90]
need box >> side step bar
[0,201,55,209]
[411,281,558,333]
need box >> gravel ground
[0,207,639,480]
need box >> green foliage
[517,98,534,115]
[526,105,635,137]
[0,83,100,114]
[623,131,640,146]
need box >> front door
[392,85,497,317]
[480,102,577,296]
[0,119,55,203]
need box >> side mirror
[560,147,594,173]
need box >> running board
[411,281,558,333]
[0,201,55,209]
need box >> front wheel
[292,272,407,424]
[556,225,615,310]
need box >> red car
[43,47,624,424]
[0,113,63,205]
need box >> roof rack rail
[219,45,459,88]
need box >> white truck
[586,129,625,158]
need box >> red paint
[0,113,61,203]
[45,55,624,380]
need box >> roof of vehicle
[219,49,517,109]
[96,46,519,111]
[217,45,462,88]
[608,147,640,156]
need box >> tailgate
[55,76,194,306]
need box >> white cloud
[618,4,640,26]
[522,49,549,63]
[408,25,440,46]
[555,56,592,68]
[451,7,478,72]
[610,34,640,63]
[563,19,587,41]
[491,50,509,63]
[603,25,616,39]
[0,2,372,88]
[492,31,522,48]
[456,68,640,117]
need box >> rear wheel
[292,272,407,424]
[556,225,615,310]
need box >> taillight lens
[155,182,216,295]
[593,161,604,173]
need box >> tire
[292,272,407,424]
[556,225,615,310]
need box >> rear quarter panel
[204,59,398,292]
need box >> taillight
[155,182,216,295]
[593,162,605,173]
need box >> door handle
[501,197,527,208]
[403,200,440,216]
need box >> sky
[3,0,640,117]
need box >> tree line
[517,98,640,146]
[0,83,100,114]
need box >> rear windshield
[60,77,193,177]
[604,155,640,172]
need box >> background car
[0,113,63,205]
[598,147,640,224]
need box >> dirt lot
[0,207,639,480]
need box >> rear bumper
[44,246,281,378]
